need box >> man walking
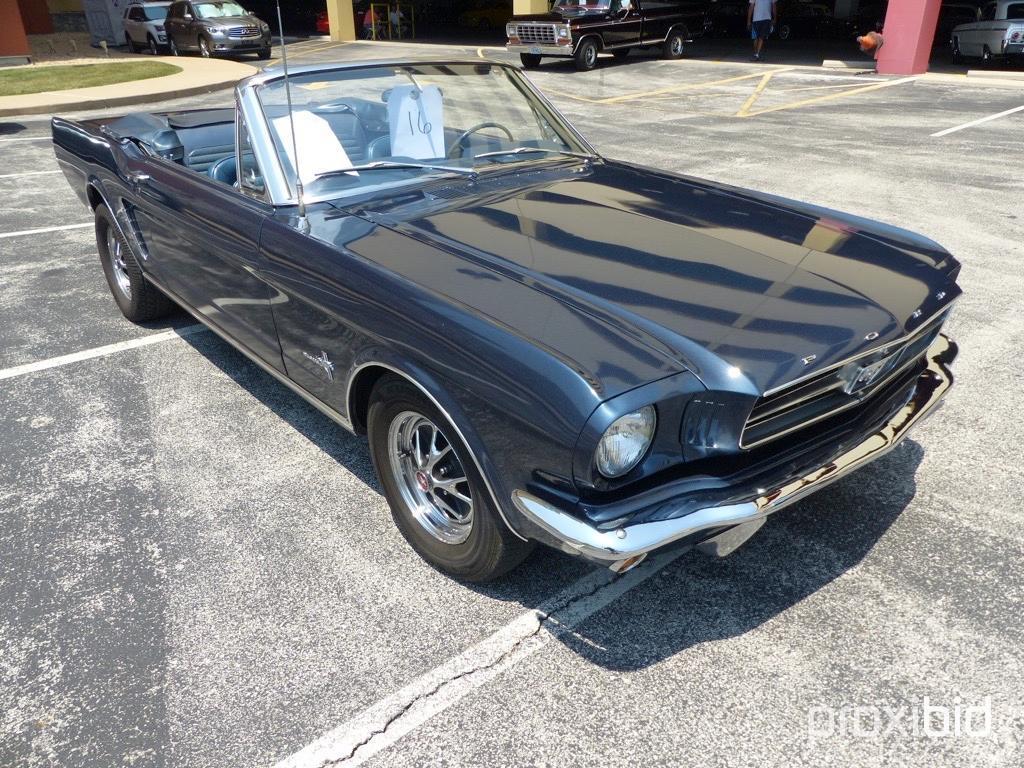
[747,0,777,61]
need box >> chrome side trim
[345,361,529,542]
[513,334,956,564]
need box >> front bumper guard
[512,334,956,569]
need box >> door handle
[126,171,150,187]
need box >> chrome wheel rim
[200,38,210,56]
[671,37,683,55]
[387,411,474,545]
[106,228,131,298]
[585,46,596,66]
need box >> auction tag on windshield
[388,85,444,159]
[272,110,356,184]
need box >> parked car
[774,0,847,40]
[951,0,1024,62]
[51,59,961,581]
[316,9,330,34]
[164,0,272,58]
[507,0,708,71]
[934,2,980,47]
[123,1,173,54]
[702,0,749,38]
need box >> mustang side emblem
[801,354,817,366]
[302,350,335,382]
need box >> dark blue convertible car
[52,60,960,580]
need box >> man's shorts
[752,19,772,39]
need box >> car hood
[201,14,260,25]
[347,160,960,395]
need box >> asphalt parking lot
[2,40,1023,767]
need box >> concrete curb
[966,68,1024,80]
[821,59,876,70]
[0,56,253,118]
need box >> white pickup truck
[951,0,1024,62]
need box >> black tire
[612,47,631,60]
[519,52,542,69]
[662,30,685,59]
[950,38,961,64]
[367,376,534,581]
[198,34,212,57]
[169,36,180,56]
[982,45,994,65]
[258,46,271,60]
[94,204,174,323]
[147,34,160,55]
[125,33,137,53]
[778,23,791,40]
[574,38,599,71]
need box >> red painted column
[17,0,53,34]
[0,0,31,61]
[876,0,943,75]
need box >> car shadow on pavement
[547,440,925,671]
[179,328,924,663]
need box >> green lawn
[0,61,181,97]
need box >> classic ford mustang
[52,60,960,581]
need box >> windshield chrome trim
[236,59,601,207]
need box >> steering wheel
[446,121,515,159]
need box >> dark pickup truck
[506,0,707,71]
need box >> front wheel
[574,38,599,71]
[95,204,174,323]
[950,38,961,63]
[662,31,685,60]
[198,35,212,57]
[368,376,534,581]
[519,52,542,69]
[258,45,271,60]
[778,23,791,40]
[147,34,160,55]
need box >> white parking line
[274,549,685,768]
[931,104,1024,137]
[0,223,92,239]
[0,170,61,179]
[0,136,50,142]
[0,324,209,382]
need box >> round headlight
[506,23,517,37]
[595,406,656,478]
[558,26,570,38]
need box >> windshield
[194,2,247,18]
[143,4,171,20]
[256,63,590,201]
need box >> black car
[506,0,709,71]
[51,60,960,581]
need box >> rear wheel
[662,30,685,59]
[147,34,160,55]
[519,52,542,69]
[95,204,174,323]
[367,376,534,581]
[574,38,599,71]
[982,45,994,64]
[778,23,791,40]
[125,33,137,53]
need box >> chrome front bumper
[506,43,575,57]
[512,334,956,569]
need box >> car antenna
[274,0,309,232]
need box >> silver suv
[123,1,172,55]
[164,1,272,59]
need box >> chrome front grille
[515,23,557,44]
[228,25,260,38]
[741,311,949,448]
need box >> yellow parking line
[735,71,775,117]
[598,68,791,104]
[740,75,918,117]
